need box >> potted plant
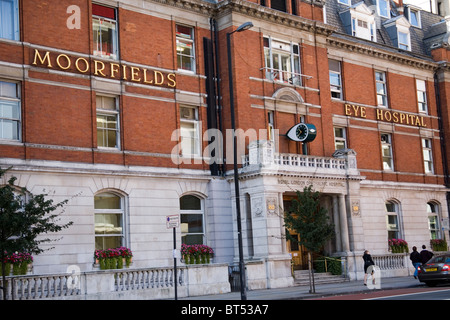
[94,247,133,270]
[430,239,447,252]
[388,239,408,253]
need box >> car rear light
[418,266,423,274]
[442,265,450,271]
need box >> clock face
[296,123,308,141]
[286,123,317,142]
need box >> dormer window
[383,16,411,51]
[398,31,410,50]
[338,0,350,5]
[406,6,421,28]
[377,0,390,18]
[340,2,377,42]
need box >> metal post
[173,227,177,300]
[227,31,247,300]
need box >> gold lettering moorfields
[344,103,426,127]
[32,49,177,88]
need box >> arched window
[94,192,124,250]
[386,200,402,240]
[180,195,204,245]
[427,202,441,240]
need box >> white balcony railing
[242,141,358,177]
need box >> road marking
[364,288,450,300]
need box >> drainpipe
[434,68,450,237]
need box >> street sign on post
[166,215,180,229]
[166,215,179,300]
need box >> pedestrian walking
[410,246,422,279]
[420,245,433,264]
[363,250,375,286]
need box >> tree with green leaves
[0,167,73,299]
[284,185,335,293]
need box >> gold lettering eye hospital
[344,103,427,127]
[32,49,177,88]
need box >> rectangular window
[377,0,390,18]
[381,133,393,170]
[338,0,350,5]
[398,31,410,51]
[180,106,200,156]
[408,8,421,28]
[0,80,20,141]
[94,192,124,250]
[422,138,433,174]
[176,25,195,72]
[92,4,119,59]
[96,96,120,149]
[427,203,440,240]
[375,71,388,107]
[264,37,301,86]
[417,79,427,113]
[268,111,274,142]
[0,0,19,41]
[386,202,400,240]
[334,127,347,150]
[329,59,342,99]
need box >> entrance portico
[229,140,363,287]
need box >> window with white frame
[377,0,390,18]
[176,25,196,72]
[375,71,388,107]
[92,4,119,59]
[417,79,427,113]
[351,17,376,41]
[386,201,401,240]
[0,0,19,41]
[398,31,411,51]
[329,59,342,99]
[268,111,275,142]
[422,138,434,174]
[94,192,125,250]
[381,133,393,170]
[264,37,301,86]
[96,96,120,149]
[334,127,347,150]
[427,202,440,240]
[407,7,421,28]
[0,80,20,141]
[180,195,205,245]
[180,106,200,156]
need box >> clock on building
[286,123,317,142]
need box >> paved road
[308,286,450,300]
[367,288,450,300]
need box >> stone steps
[293,270,348,286]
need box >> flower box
[1,251,33,276]
[430,239,448,252]
[388,239,408,253]
[181,244,214,265]
[94,247,133,270]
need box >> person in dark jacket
[363,250,375,285]
[410,246,422,279]
[420,245,434,264]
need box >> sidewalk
[180,276,423,300]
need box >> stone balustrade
[0,263,230,300]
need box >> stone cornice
[217,0,335,36]
[327,34,439,72]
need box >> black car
[418,254,450,287]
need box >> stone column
[332,195,342,252]
[339,194,350,252]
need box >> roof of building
[325,0,448,58]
